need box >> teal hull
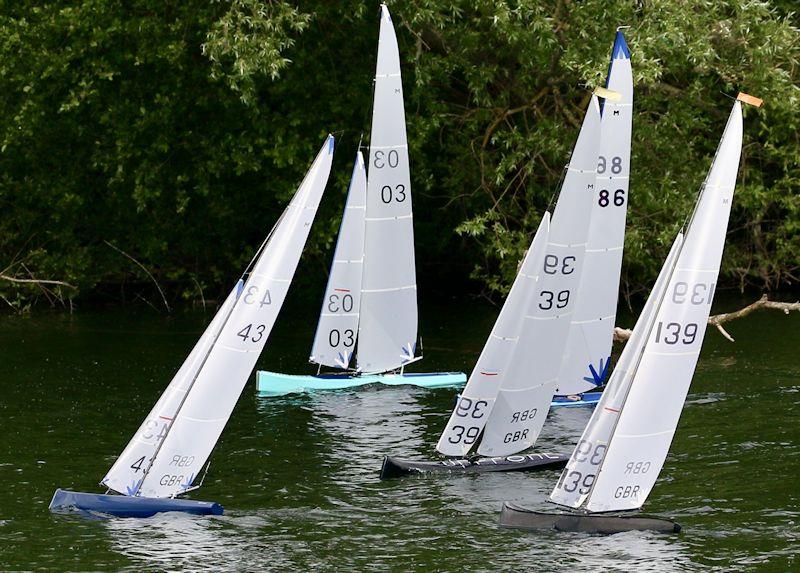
[256,371,603,407]
[256,370,467,396]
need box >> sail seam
[362,285,416,293]
[365,214,413,222]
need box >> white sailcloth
[435,213,551,456]
[101,280,242,495]
[129,135,334,498]
[357,4,418,374]
[477,97,602,457]
[581,102,743,512]
[557,31,633,395]
[310,152,367,369]
[549,232,683,508]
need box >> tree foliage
[0,0,797,309]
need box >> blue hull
[256,370,467,396]
[551,391,602,408]
[49,489,223,518]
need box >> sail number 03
[380,184,407,204]
[327,293,354,313]
[328,329,354,347]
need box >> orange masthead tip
[736,92,763,108]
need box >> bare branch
[104,240,171,312]
[0,273,76,289]
[614,295,800,343]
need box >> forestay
[357,4,418,374]
[549,233,683,508]
[580,102,743,512]
[557,31,633,395]
[128,136,334,498]
[436,213,550,456]
[310,152,367,369]
[102,280,242,495]
[477,97,602,457]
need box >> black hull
[380,453,568,480]
[499,502,681,534]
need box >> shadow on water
[0,297,798,571]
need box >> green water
[0,299,798,571]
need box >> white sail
[582,102,743,512]
[357,4,418,374]
[101,280,242,495]
[557,32,633,395]
[435,213,551,456]
[549,232,683,508]
[132,135,334,498]
[310,152,367,369]
[477,97,602,457]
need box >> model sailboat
[501,95,759,533]
[257,4,466,396]
[382,91,608,478]
[50,136,335,517]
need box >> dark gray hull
[380,453,568,480]
[499,502,680,534]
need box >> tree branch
[613,295,800,342]
[0,273,76,289]
[104,240,171,312]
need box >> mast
[357,4,419,374]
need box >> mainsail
[103,135,335,498]
[436,213,551,456]
[552,101,744,512]
[310,152,367,369]
[477,96,602,457]
[557,31,633,395]
[357,4,418,374]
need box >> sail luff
[310,152,367,369]
[435,213,551,456]
[135,135,335,498]
[476,96,602,457]
[583,102,743,513]
[549,232,684,508]
[557,31,633,395]
[357,4,418,374]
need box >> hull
[380,452,568,480]
[256,370,467,396]
[48,489,223,518]
[499,503,680,534]
[551,391,602,407]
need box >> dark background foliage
[0,1,797,310]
